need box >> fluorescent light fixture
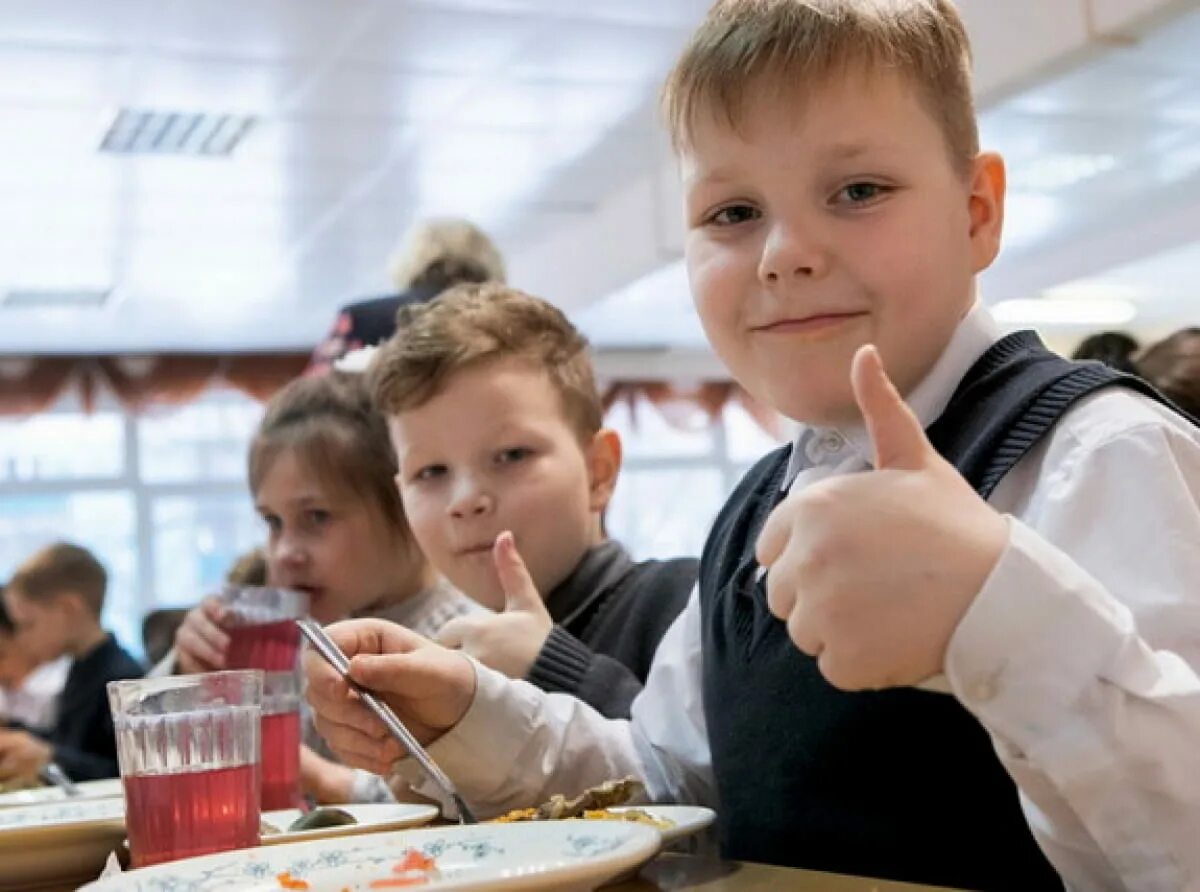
[3,288,111,309]
[991,298,1138,326]
[100,109,254,157]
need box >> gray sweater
[525,541,697,719]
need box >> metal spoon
[297,619,477,824]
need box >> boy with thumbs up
[366,282,697,720]
[305,2,1200,888]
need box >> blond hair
[9,542,108,617]
[662,0,979,174]
[369,282,602,442]
[388,218,506,294]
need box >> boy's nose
[449,480,494,519]
[759,226,826,284]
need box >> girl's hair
[1071,331,1141,374]
[1073,328,1200,419]
[1136,328,1200,420]
[248,371,410,542]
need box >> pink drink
[260,710,302,810]
[225,619,301,671]
[123,764,260,867]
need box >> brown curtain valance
[0,354,310,416]
[0,354,783,437]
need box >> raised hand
[174,597,229,674]
[436,532,554,679]
[756,344,1009,691]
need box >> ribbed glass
[107,670,263,775]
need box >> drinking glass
[108,670,262,867]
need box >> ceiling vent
[99,109,254,157]
[2,288,112,309]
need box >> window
[0,411,124,481]
[0,389,264,660]
[0,491,139,650]
[0,385,786,659]
[605,393,787,561]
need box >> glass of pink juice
[260,671,303,811]
[221,587,309,671]
[108,671,263,868]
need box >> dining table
[42,854,961,892]
[611,853,958,891]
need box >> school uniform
[47,634,143,781]
[528,541,697,718]
[392,304,1200,891]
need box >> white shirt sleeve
[396,585,714,816]
[946,416,1200,891]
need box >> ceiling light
[99,109,254,157]
[991,298,1138,326]
[2,288,112,309]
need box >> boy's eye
[261,514,282,535]
[306,509,331,526]
[707,204,760,226]
[414,465,446,482]
[835,182,887,205]
[496,447,532,465]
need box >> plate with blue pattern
[80,820,662,891]
[0,777,123,808]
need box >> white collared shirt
[0,656,69,731]
[396,305,1200,891]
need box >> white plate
[260,803,439,845]
[0,777,123,808]
[81,821,662,891]
[607,805,716,844]
[0,796,440,889]
[0,797,127,891]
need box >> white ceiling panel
[287,65,475,120]
[0,0,159,49]
[508,19,689,83]
[0,46,132,105]
[0,0,1197,354]
[235,117,410,170]
[450,77,639,129]
[122,54,304,114]
[348,5,536,73]
[148,0,375,63]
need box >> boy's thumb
[493,532,544,614]
[851,344,933,471]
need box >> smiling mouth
[753,312,868,335]
[456,544,495,558]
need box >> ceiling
[0,0,1197,355]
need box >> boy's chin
[770,387,858,429]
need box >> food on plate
[368,849,440,887]
[287,806,359,832]
[491,777,674,829]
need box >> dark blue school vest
[699,331,1192,890]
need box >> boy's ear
[967,151,1006,274]
[585,428,623,513]
[55,590,90,623]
